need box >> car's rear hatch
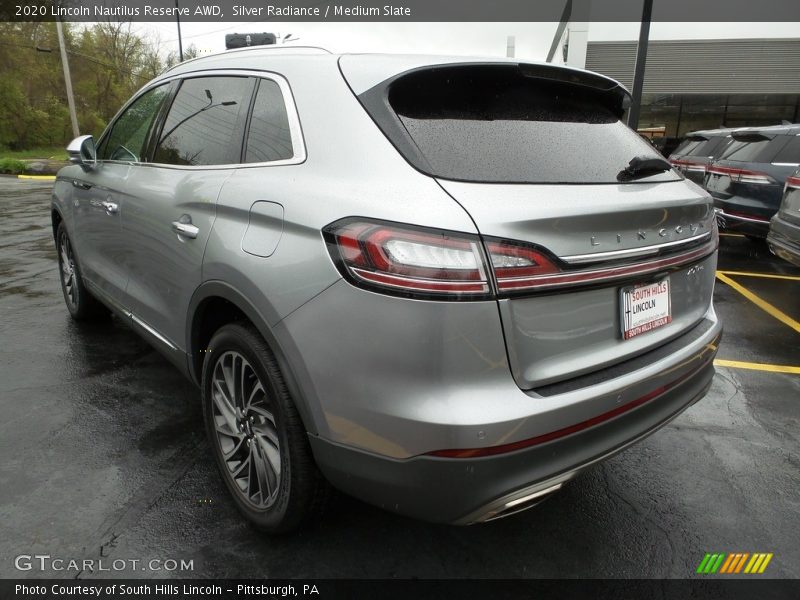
[706,129,800,220]
[341,56,718,389]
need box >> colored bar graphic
[700,552,774,575]
[745,554,761,573]
[697,553,713,574]
[719,554,735,573]
[759,554,773,573]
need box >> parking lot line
[718,270,800,282]
[719,232,745,238]
[715,272,800,335]
[714,359,800,374]
[17,174,56,180]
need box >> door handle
[72,179,93,190]
[101,200,119,214]
[172,221,199,239]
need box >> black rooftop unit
[225,33,277,50]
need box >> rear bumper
[308,320,721,524]
[767,215,800,267]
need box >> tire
[56,223,109,321]
[201,322,330,533]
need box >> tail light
[670,159,707,173]
[786,175,800,191]
[323,220,491,299]
[707,165,775,185]
[323,219,717,300]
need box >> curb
[17,174,57,180]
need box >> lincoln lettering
[632,299,657,313]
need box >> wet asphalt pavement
[1,177,798,580]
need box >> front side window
[98,84,170,162]
[154,76,252,166]
[244,79,294,163]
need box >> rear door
[121,74,254,350]
[343,59,718,389]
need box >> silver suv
[52,48,722,532]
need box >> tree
[0,21,174,150]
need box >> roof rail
[166,46,332,72]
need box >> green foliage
[0,22,176,151]
[0,147,68,159]
[0,158,28,174]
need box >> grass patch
[0,147,68,160]
[0,158,28,174]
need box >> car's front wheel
[56,223,109,320]
[201,323,330,533]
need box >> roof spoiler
[731,131,774,142]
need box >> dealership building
[584,38,800,137]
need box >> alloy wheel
[59,233,77,308]
[211,350,281,509]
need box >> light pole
[627,0,653,130]
[55,18,79,138]
[176,0,184,61]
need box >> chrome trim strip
[498,240,716,293]
[715,209,770,224]
[561,231,712,265]
[128,312,178,350]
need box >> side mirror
[66,135,97,170]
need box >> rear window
[361,65,678,184]
[720,135,788,164]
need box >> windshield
[361,65,678,184]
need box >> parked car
[706,124,800,239]
[669,128,739,185]
[52,49,722,532]
[767,169,800,266]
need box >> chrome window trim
[561,231,712,265]
[97,69,307,171]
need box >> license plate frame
[620,277,672,340]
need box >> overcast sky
[138,21,800,61]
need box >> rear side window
[244,79,293,163]
[687,136,728,158]
[154,76,252,166]
[772,136,800,164]
[672,138,704,157]
[99,84,170,162]
[362,65,676,184]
